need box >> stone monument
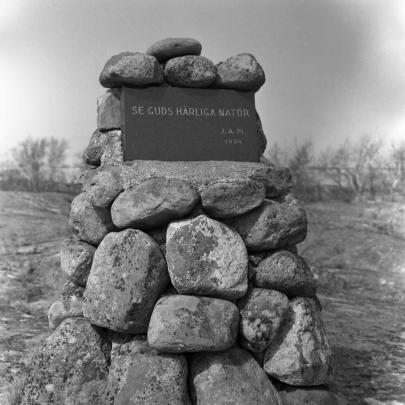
[21,37,345,405]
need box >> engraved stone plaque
[121,87,259,161]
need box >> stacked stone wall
[21,38,345,405]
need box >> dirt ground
[0,191,404,404]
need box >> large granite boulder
[264,297,333,386]
[189,347,283,405]
[164,55,217,87]
[111,177,199,230]
[278,386,347,405]
[83,129,123,166]
[200,180,265,218]
[166,215,248,300]
[147,37,202,62]
[69,193,115,245]
[253,250,317,297]
[99,52,163,88]
[147,295,239,352]
[106,336,191,405]
[21,318,110,405]
[86,170,123,208]
[83,229,169,333]
[97,89,121,131]
[238,287,289,352]
[60,238,95,286]
[225,194,307,251]
[215,53,265,92]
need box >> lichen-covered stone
[238,288,289,352]
[83,229,169,333]
[86,170,123,208]
[21,318,110,405]
[106,336,191,405]
[200,180,265,218]
[264,297,333,386]
[225,194,307,251]
[111,177,199,230]
[99,52,163,88]
[69,193,115,245]
[60,238,95,286]
[97,89,121,131]
[189,347,283,405]
[164,55,217,87]
[166,215,248,300]
[278,386,347,405]
[147,295,239,353]
[83,129,123,166]
[47,298,83,331]
[215,53,265,92]
[78,160,293,199]
[147,37,202,62]
[254,250,317,297]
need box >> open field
[0,191,404,404]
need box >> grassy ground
[0,191,404,404]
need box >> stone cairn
[21,38,345,405]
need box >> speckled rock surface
[83,229,169,333]
[238,287,289,352]
[21,318,110,405]
[164,55,217,87]
[83,129,123,166]
[215,53,265,92]
[78,160,293,199]
[278,386,347,405]
[97,89,121,131]
[111,177,199,230]
[147,295,239,353]
[69,193,115,245]
[47,297,83,331]
[106,336,191,405]
[189,347,283,405]
[225,194,307,251]
[147,37,202,62]
[166,215,248,299]
[264,297,333,386]
[200,180,265,218]
[60,238,95,286]
[85,170,123,208]
[253,250,317,297]
[99,52,163,88]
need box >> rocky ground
[0,191,404,404]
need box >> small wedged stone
[48,297,83,330]
[264,297,333,386]
[69,192,115,245]
[111,177,199,230]
[21,318,110,405]
[225,194,307,251]
[78,160,293,199]
[254,250,317,297]
[83,229,168,333]
[189,347,283,405]
[83,129,123,166]
[200,180,265,218]
[99,51,163,88]
[86,170,123,208]
[97,89,121,131]
[60,238,95,286]
[147,295,239,353]
[215,53,265,92]
[166,215,248,300]
[278,386,347,405]
[238,287,289,352]
[106,336,191,405]
[147,37,202,62]
[164,55,217,87]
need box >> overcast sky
[1,0,405,161]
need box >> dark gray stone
[147,37,202,62]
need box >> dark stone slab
[121,87,259,162]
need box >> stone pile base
[20,161,345,405]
